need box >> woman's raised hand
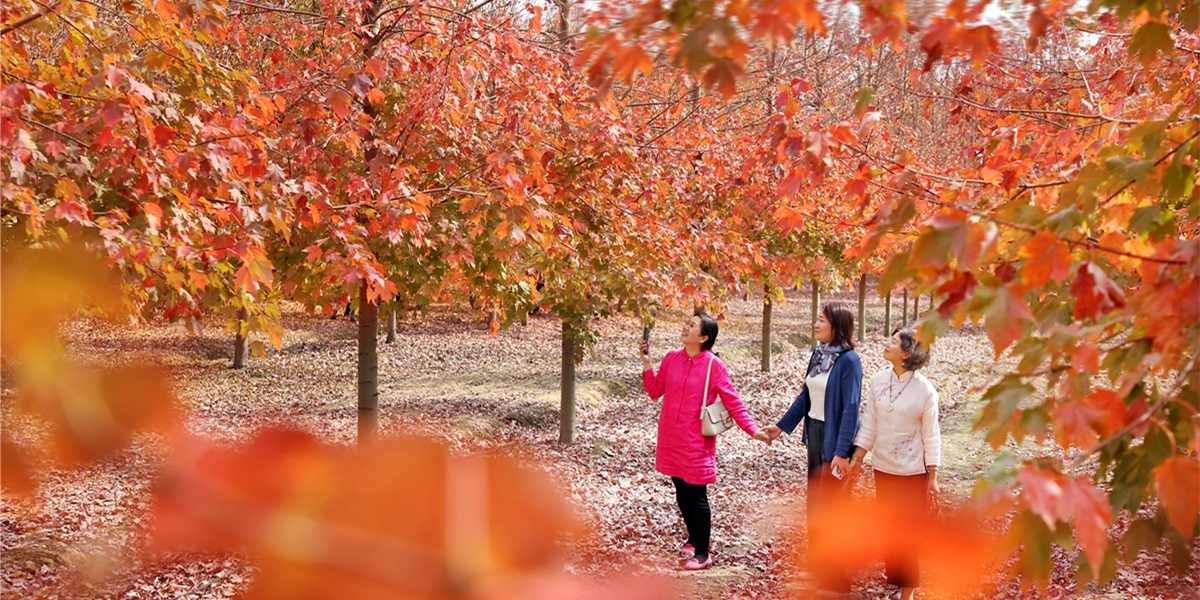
[639,341,651,371]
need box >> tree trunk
[356,0,385,445]
[810,280,820,341]
[357,285,379,445]
[232,307,248,369]
[385,306,397,344]
[884,291,892,337]
[761,285,772,373]
[857,274,867,343]
[559,321,576,444]
[913,290,920,322]
[554,0,571,42]
[902,288,909,327]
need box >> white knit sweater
[854,368,941,476]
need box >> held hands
[752,429,772,445]
[830,455,851,480]
[763,425,783,441]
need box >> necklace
[884,371,914,412]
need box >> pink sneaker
[679,543,695,557]
[683,556,712,570]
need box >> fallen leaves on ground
[2,290,1197,599]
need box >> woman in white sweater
[849,328,939,600]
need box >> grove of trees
[2,0,1197,595]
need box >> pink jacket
[643,349,760,485]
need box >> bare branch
[228,0,324,18]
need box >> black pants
[875,472,928,588]
[672,477,710,559]
[804,418,852,594]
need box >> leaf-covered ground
[2,289,1197,599]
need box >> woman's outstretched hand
[639,341,651,371]
[752,430,772,445]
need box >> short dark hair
[823,302,855,350]
[893,327,929,371]
[695,311,718,352]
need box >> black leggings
[672,477,711,559]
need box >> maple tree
[1,0,290,360]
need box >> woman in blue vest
[765,301,862,598]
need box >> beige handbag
[700,355,735,436]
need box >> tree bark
[761,284,772,373]
[232,307,248,369]
[357,285,379,445]
[902,288,909,327]
[857,274,867,343]
[559,321,576,444]
[913,290,920,322]
[810,280,820,341]
[553,0,571,42]
[385,305,397,344]
[884,290,892,337]
[355,0,385,446]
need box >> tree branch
[24,118,88,147]
[1070,350,1200,467]
[227,0,323,18]
[1097,126,1200,208]
[866,179,1189,266]
[0,1,60,37]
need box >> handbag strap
[699,354,715,421]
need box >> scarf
[807,342,845,377]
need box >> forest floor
[2,288,1197,599]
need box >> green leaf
[878,253,902,295]
[1183,0,1200,32]
[1074,546,1118,587]
[1047,206,1083,235]
[1020,406,1051,437]
[1144,426,1173,465]
[985,451,1020,485]
[1122,518,1162,561]
[1125,120,1166,155]
[852,87,876,118]
[1111,446,1152,512]
[668,0,702,30]
[976,375,1035,446]
[1009,510,1055,590]
[1128,22,1174,67]
[1129,205,1166,235]
[1101,338,1151,380]
[911,213,967,269]
[1166,528,1192,572]
[1163,159,1196,204]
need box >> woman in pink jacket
[640,312,771,570]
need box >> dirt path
[2,289,1196,599]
